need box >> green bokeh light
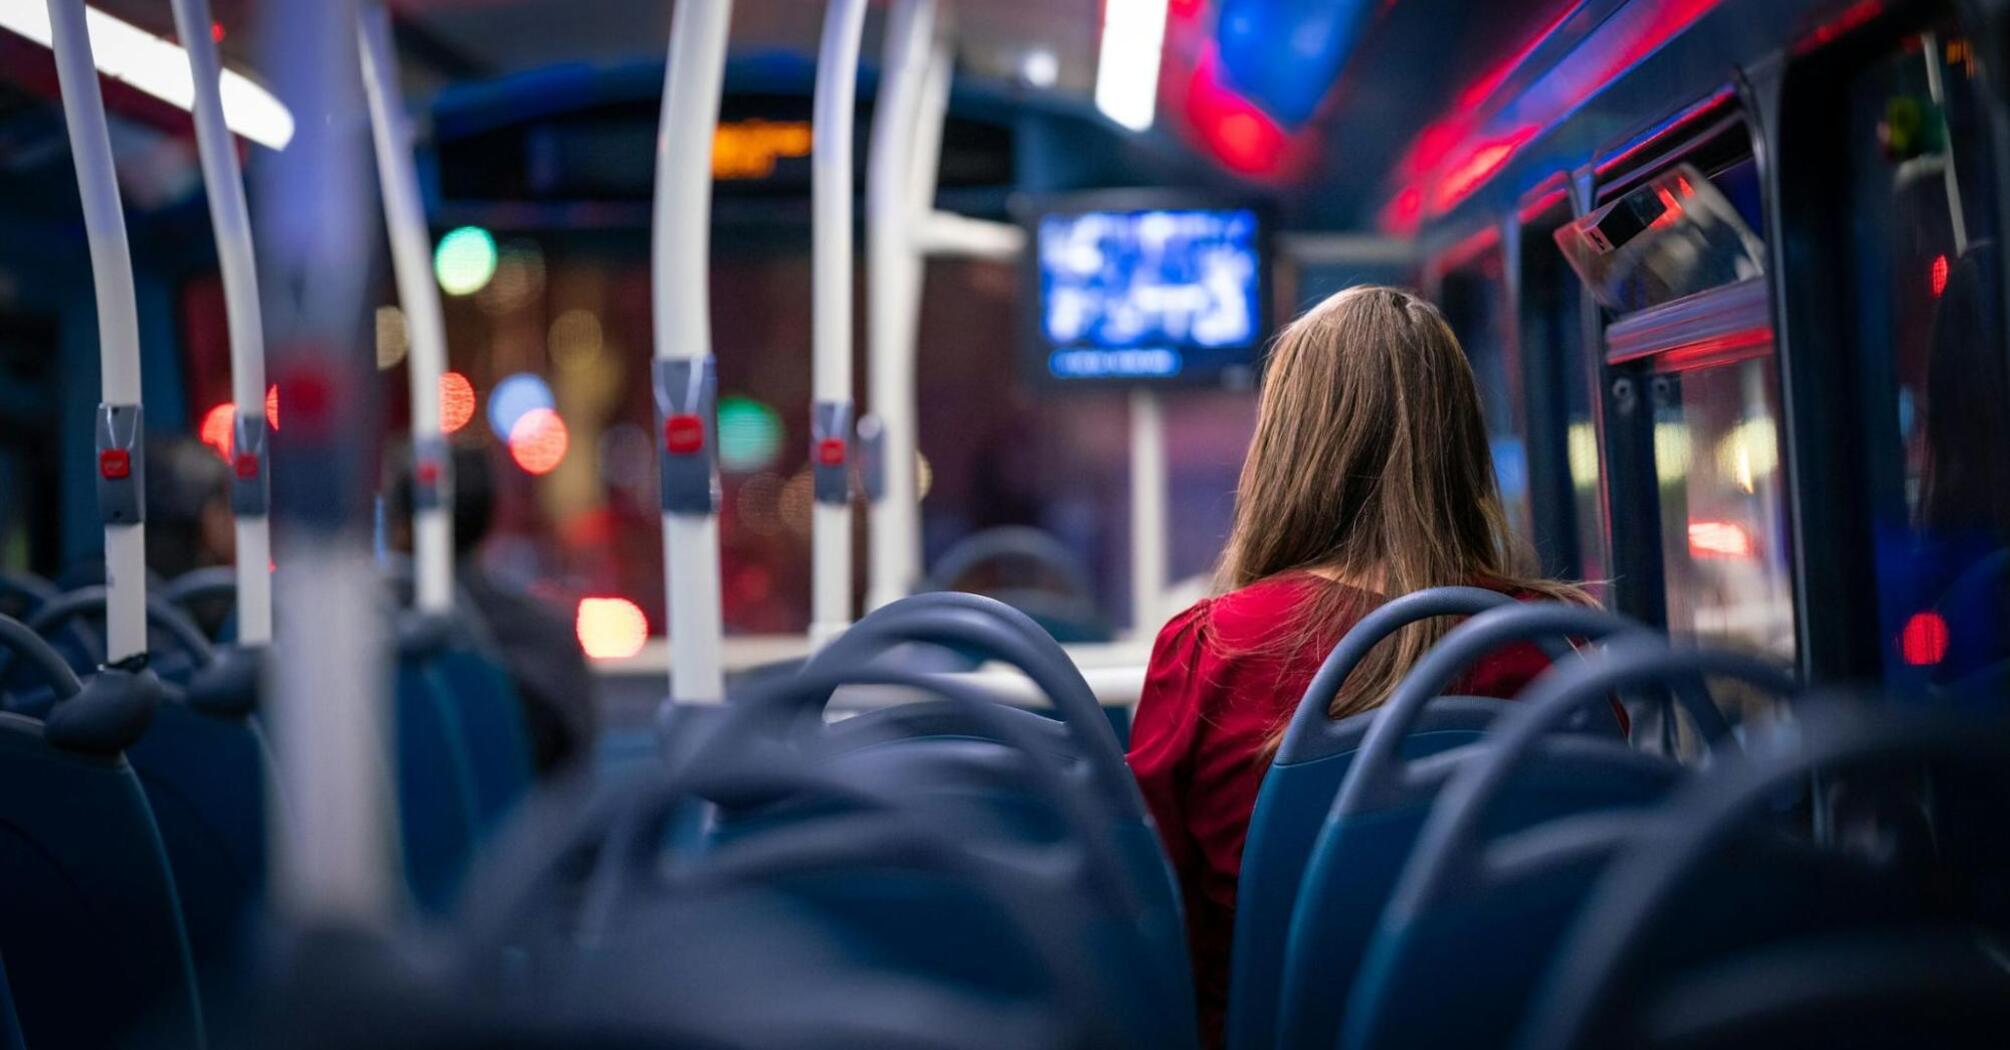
[716,396,782,473]
[434,225,498,296]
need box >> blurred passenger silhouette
[388,442,597,775]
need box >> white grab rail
[170,0,272,644]
[650,0,734,703]
[46,0,146,661]
[808,0,871,648]
[357,2,455,615]
[863,0,937,614]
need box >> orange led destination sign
[712,119,813,180]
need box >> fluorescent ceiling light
[1094,0,1169,132]
[0,0,294,149]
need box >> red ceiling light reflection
[508,408,569,475]
[1687,519,1754,559]
[1899,610,1949,666]
[576,597,648,659]
[1182,50,1301,178]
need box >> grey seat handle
[0,613,84,700]
[1335,602,1707,816]
[1390,641,1792,919]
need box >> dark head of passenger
[1220,285,1584,725]
[385,442,497,563]
[145,435,235,580]
[1924,241,2010,539]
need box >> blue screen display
[1035,207,1262,383]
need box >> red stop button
[99,449,131,480]
[234,453,260,480]
[815,437,847,468]
[664,413,705,455]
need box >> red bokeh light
[1899,611,1949,666]
[1687,519,1754,559]
[199,402,235,461]
[1931,254,1950,297]
[508,408,568,475]
[265,384,279,430]
[576,597,648,659]
[439,370,476,434]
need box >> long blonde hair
[1219,285,1586,735]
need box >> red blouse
[1127,573,1557,1046]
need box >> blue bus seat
[125,679,272,1015]
[428,643,534,832]
[1227,586,1558,1050]
[0,951,21,1050]
[0,652,205,1049]
[1341,643,1788,1050]
[395,654,481,914]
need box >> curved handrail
[25,587,216,667]
[1515,702,2010,1050]
[924,526,1100,602]
[1385,641,1792,922]
[164,566,238,611]
[800,596,1137,816]
[1279,586,1524,763]
[1334,603,1705,816]
[0,613,84,700]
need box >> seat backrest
[426,643,533,833]
[125,698,272,1010]
[0,714,205,1048]
[1229,698,1500,1049]
[0,951,23,1050]
[1517,703,2010,1050]
[1339,644,1787,1050]
[1230,585,1524,1050]
[395,657,481,914]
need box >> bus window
[1439,249,1535,549]
[1520,205,1610,598]
[1846,27,2008,697]
[1648,346,1797,663]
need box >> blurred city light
[508,408,569,475]
[434,225,498,296]
[439,371,476,434]
[575,596,648,659]
[488,372,555,440]
[716,396,783,473]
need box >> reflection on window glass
[1852,29,2010,700]
[1652,356,1796,665]
[1440,252,1535,551]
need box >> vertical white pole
[652,0,733,703]
[1129,388,1168,635]
[357,3,454,616]
[46,0,146,662]
[809,0,870,647]
[863,0,936,612]
[257,0,393,925]
[170,0,273,645]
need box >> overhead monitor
[1021,194,1270,390]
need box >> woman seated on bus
[1128,285,1596,1045]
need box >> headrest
[395,610,454,659]
[187,643,263,719]
[45,666,160,754]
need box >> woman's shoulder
[1153,572,1371,655]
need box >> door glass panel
[1848,28,2009,698]
[1440,252,1535,550]
[1651,353,1797,667]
